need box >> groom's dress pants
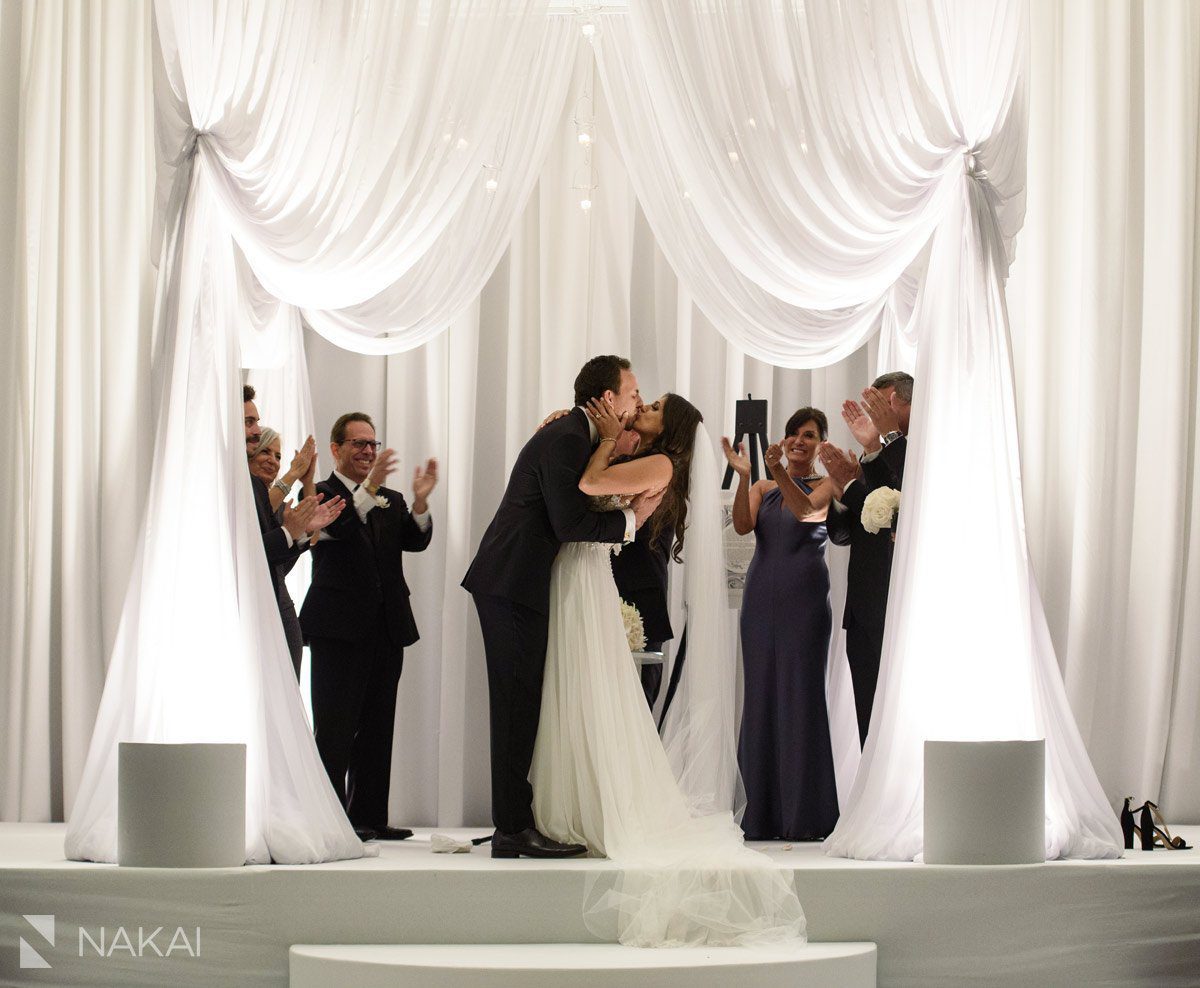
[472,592,549,835]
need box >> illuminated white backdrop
[1,0,1197,859]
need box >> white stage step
[288,941,877,988]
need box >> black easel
[721,394,770,489]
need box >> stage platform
[1,823,1197,986]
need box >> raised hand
[366,448,399,491]
[842,400,879,451]
[585,396,626,442]
[818,441,860,494]
[631,487,666,528]
[764,442,787,475]
[305,493,345,534]
[861,386,900,437]
[721,437,751,479]
[298,435,318,484]
[538,408,572,429]
[281,496,318,541]
[412,458,438,511]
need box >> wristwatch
[272,479,291,494]
[881,430,901,447]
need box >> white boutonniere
[364,484,390,509]
[861,486,900,535]
[620,599,647,652]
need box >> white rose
[861,486,900,535]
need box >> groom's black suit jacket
[826,436,906,632]
[300,473,433,648]
[462,407,626,615]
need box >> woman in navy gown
[722,407,839,841]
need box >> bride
[529,393,806,947]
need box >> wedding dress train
[529,537,805,947]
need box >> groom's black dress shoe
[363,825,413,841]
[353,827,378,842]
[491,828,587,859]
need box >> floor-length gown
[738,481,839,840]
[529,533,805,947]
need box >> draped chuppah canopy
[66,0,1121,864]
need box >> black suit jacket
[299,473,433,648]
[611,518,673,644]
[252,476,306,604]
[826,436,906,633]
[462,407,627,615]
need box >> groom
[463,355,660,858]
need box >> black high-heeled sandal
[1120,797,1137,850]
[1144,801,1192,850]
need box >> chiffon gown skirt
[738,486,839,841]
[530,541,805,947]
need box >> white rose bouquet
[620,599,647,652]
[861,486,900,535]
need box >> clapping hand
[366,448,399,492]
[842,400,879,452]
[764,442,787,476]
[585,396,627,442]
[284,434,317,485]
[412,458,438,513]
[721,437,751,479]
[818,441,860,496]
[281,496,319,541]
[306,494,345,535]
[860,387,900,437]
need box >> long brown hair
[644,393,703,563]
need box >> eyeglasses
[340,438,382,452]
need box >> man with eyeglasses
[300,411,437,842]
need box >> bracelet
[598,437,617,446]
[272,479,291,494]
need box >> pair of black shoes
[1120,797,1191,851]
[491,828,586,859]
[354,825,413,842]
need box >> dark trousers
[472,592,549,835]
[309,628,404,827]
[846,622,885,747]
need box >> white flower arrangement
[861,486,900,535]
[371,491,390,509]
[620,599,647,652]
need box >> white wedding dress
[529,489,805,947]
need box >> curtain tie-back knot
[185,129,212,159]
[963,147,989,183]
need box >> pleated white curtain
[1008,0,1200,822]
[601,0,1119,860]
[65,0,564,863]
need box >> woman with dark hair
[723,407,839,841]
[529,393,804,947]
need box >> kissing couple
[463,355,804,947]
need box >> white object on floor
[288,942,877,988]
[117,742,246,868]
[924,739,1046,865]
[430,833,473,853]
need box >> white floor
[1,823,1197,986]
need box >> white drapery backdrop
[4,0,1198,850]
